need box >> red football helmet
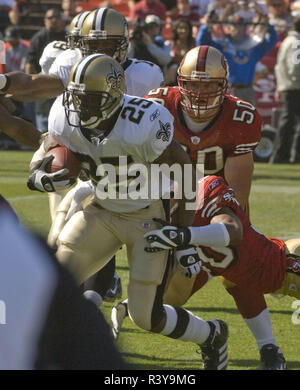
[177,46,229,122]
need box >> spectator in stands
[196,12,279,105]
[165,18,195,85]
[128,14,172,71]
[25,8,66,133]
[0,26,35,124]
[0,26,28,73]
[189,0,210,19]
[130,0,167,21]
[62,0,77,25]
[0,0,13,34]
[269,16,300,164]
[172,0,199,22]
[266,0,293,39]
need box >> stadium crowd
[0,0,300,371]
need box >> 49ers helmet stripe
[196,45,209,72]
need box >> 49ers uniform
[165,176,300,318]
[194,176,286,293]
[145,87,262,176]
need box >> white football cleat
[111,301,128,340]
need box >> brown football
[45,146,81,179]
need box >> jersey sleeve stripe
[201,196,219,218]
[236,142,259,147]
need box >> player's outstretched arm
[0,102,40,150]
[0,72,64,100]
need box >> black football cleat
[259,344,286,370]
[198,319,229,370]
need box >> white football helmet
[177,45,229,122]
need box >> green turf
[1,150,300,370]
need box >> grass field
[1,150,300,370]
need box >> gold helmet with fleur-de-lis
[64,54,126,129]
[66,11,91,49]
[80,8,129,63]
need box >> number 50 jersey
[145,87,262,177]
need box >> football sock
[160,304,210,344]
[243,308,277,350]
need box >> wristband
[0,74,10,92]
[188,223,230,247]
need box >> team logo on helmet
[106,65,123,90]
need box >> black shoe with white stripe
[198,319,229,370]
[259,344,286,370]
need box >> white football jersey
[49,54,164,97]
[48,48,82,85]
[39,41,69,75]
[48,94,174,213]
[122,58,164,96]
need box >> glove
[144,218,191,252]
[27,155,76,192]
[65,180,95,221]
[176,247,202,278]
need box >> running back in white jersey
[39,41,69,75]
[49,94,174,213]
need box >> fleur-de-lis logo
[156,120,171,142]
[106,65,123,90]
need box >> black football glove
[144,218,191,252]
[27,155,76,192]
[175,247,202,278]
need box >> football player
[144,175,300,369]
[27,54,229,370]
[0,7,165,303]
[39,11,91,75]
[110,45,285,369]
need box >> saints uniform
[51,93,174,331]
[49,52,164,96]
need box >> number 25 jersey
[144,87,262,177]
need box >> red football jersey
[145,87,262,177]
[193,176,286,294]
